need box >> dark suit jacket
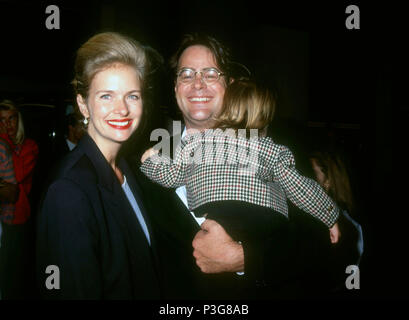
[135,169,246,300]
[36,134,161,299]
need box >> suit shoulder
[54,151,97,186]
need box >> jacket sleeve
[140,135,198,188]
[267,144,339,228]
[37,179,102,299]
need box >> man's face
[70,121,85,143]
[175,45,226,131]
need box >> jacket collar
[77,134,119,193]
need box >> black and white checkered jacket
[140,129,339,227]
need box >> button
[190,151,195,157]
[327,205,334,212]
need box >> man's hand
[329,222,341,244]
[192,219,244,273]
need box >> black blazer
[136,169,248,300]
[36,134,161,299]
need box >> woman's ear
[76,94,89,119]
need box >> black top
[36,134,161,299]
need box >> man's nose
[193,73,206,90]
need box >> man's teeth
[190,97,210,102]
[108,120,129,126]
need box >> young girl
[141,80,340,243]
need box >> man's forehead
[178,45,218,69]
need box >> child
[141,80,340,243]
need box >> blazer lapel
[79,135,158,278]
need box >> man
[58,112,85,155]
[136,33,334,299]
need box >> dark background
[0,0,407,299]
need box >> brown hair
[170,33,233,84]
[213,80,275,132]
[310,151,354,213]
[72,32,147,100]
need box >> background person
[0,130,18,300]
[0,99,39,299]
[36,32,161,299]
[63,112,86,152]
[310,149,364,292]
[50,111,86,169]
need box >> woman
[310,149,364,291]
[0,99,39,299]
[0,100,38,224]
[36,32,161,299]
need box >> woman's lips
[106,119,133,130]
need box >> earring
[83,118,89,125]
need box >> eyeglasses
[176,68,224,84]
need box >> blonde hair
[213,80,275,133]
[72,32,147,100]
[0,99,25,145]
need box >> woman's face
[0,110,18,139]
[77,64,142,152]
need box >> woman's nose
[114,99,129,116]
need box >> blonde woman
[36,32,160,299]
[0,100,38,299]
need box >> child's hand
[329,222,341,244]
[141,147,158,163]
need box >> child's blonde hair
[213,80,275,133]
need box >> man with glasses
[138,33,320,299]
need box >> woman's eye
[128,94,140,101]
[100,94,111,100]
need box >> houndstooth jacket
[140,129,339,228]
